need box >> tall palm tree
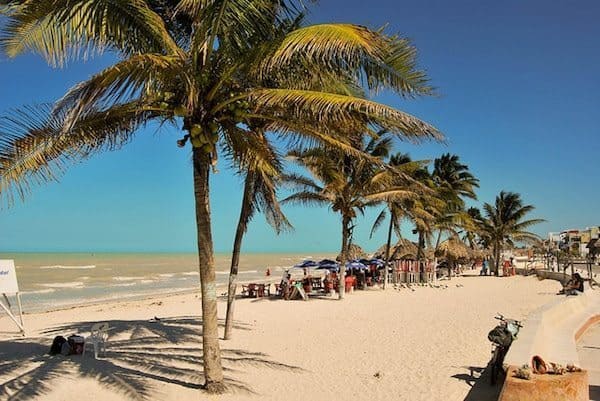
[283,134,418,298]
[462,206,484,250]
[0,0,441,391]
[431,153,479,251]
[481,191,544,275]
[223,130,291,340]
[370,152,428,286]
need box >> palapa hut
[338,244,368,261]
[436,237,470,279]
[375,239,418,260]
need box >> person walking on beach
[502,259,511,276]
[481,258,489,276]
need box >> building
[550,226,600,257]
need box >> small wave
[39,265,96,270]
[39,282,85,289]
[113,276,142,281]
[112,282,137,287]
[158,273,174,278]
[216,270,229,275]
[23,288,56,295]
[140,279,157,284]
[182,271,199,276]
[239,270,258,274]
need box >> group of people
[479,257,517,276]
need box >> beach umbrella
[369,258,385,267]
[294,260,318,268]
[316,259,340,272]
[346,260,368,270]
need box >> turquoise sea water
[0,252,335,312]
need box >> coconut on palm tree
[480,191,544,275]
[0,0,441,391]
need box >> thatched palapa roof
[374,239,418,260]
[338,244,368,261]
[436,238,470,260]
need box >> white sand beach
[0,272,562,401]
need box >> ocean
[0,252,336,313]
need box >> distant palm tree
[481,191,544,275]
[283,135,419,298]
[370,152,429,286]
[431,153,479,251]
[223,130,291,340]
[0,0,441,390]
[462,206,485,249]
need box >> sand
[0,271,562,401]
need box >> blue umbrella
[316,259,340,272]
[294,260,318,268]
[346,260,368,270]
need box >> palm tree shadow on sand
[0,317,303,400]
[451,365,504,401]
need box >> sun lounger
[288,284,308,301]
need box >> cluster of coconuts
[189,122,219,152]
[227,99,250,124]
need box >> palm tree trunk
[192,147,225,393]
[434,230,442,252]
[224,171,254,340]
[338,214,350,300]
[417,230,425,282]
[493,242,501,276]
[383,211,394,289]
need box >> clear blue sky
[0,0,598,253]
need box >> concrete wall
[499,282,600,401]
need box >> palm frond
[0,102,154,205]
[1,0,181,66]
[262,24,434,97]
[279,191,330,207]
[250,89,443,142]
[369,209,387,239]
[54,54,186,125]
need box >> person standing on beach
[481,258,489,275]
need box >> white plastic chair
[84,322,109,358]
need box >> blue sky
[0,1,598,253]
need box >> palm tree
[0,1,441,391]
[283,135,418,298]
[370,152,428,286]
[431,153,479,251]
[481,191,544,275]
[462,206,484,250]
[223,130,291,340]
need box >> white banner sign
[0,260,19,294]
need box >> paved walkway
[577,323,600,401]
